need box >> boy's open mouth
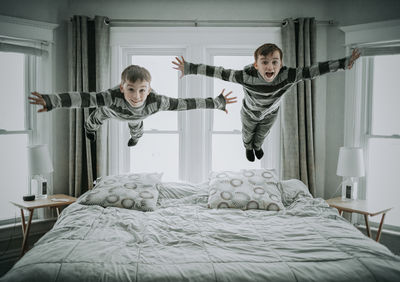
[265,72,274,78]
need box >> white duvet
[2,181,400,282]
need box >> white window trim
[340,20,400,229]
[110,26,281,182]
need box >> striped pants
[241,107,279,150]
[84,108,144,141]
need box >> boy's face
[120,79,151,107]
[254,50,282,82]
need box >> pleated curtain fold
[67,15,110,196]
[281,18,317,196]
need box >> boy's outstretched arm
[158,88,237,114]
[172,56,246,85]
[28,88,115,112]
[292,48,361,82]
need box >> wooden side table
[10,194,77,257]
[326,197,393,242]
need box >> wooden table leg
[364,214,372,238]
[20,209,26,234]
[338,209,343,216]
[56,207,60,217]
[375,213,386,242]
[20,209,34,257]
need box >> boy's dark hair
[254,43,283,62]
[121,65,151,83]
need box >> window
[341,20,400,231]
[0,52,31,221]
[365,54,400,227]
[129,54,181,181]
[210,55,263,171]
[111,26,281,182]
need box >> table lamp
[336,147,365,200]
[27,144,54,199]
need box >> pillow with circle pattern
[78,172,162,211]
[208,169,284,211]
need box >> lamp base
[341,178,358,200]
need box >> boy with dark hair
[173,44,360,161]
[29,65,237,146]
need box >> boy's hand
[220,89,237,114]
[172,56,185,78]
[348,48,361,69]
[29,92,47,112]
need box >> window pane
[366,138,400,227]
[213,56,253,131]
[131,55,178,131]
[371,55,400,135]
[0,52,25,130]
[130,133,179,181]
[212,134,261,171]
[0,134,29,220]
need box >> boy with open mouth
[173,43,360,162]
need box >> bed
[2,169,400,282]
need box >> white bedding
[2,181,400,282]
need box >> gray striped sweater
[184,56,349,120]
[41,85,226,121]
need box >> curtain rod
[107,18,337,27]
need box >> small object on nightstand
[22,195,35,201]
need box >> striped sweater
[41,85,226,121]
[184,56,349,120]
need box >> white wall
[1,0,399,197]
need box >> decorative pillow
[78,172,162,211]
[279,179,313,206]
[208,170,284,211]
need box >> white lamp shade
[336,147,365,177]
[27,144,54,175]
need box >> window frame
[362,54,400,231]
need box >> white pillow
[78,172,162,211]
[208,170,283,211]
[279,179,313,206]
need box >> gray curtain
[67,15,110,197]
[281,18,317,196]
